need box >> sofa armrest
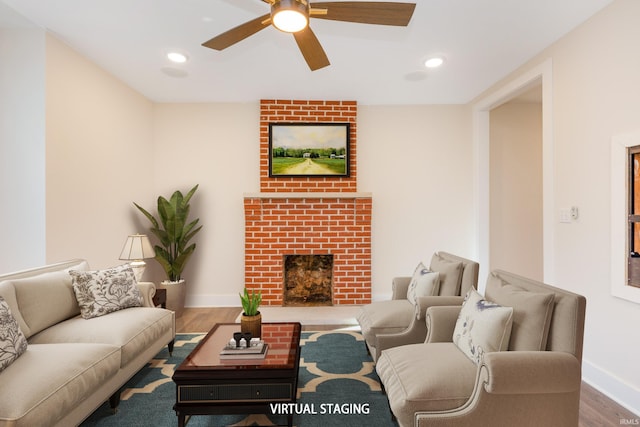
[425,306,461,343]
[137,281,156,307]
[482,351,581,395]
[416,295,465,320]
[391,277,411,300]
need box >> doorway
[473,59,554,287]
[489,85,543,280]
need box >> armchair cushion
[429,253,463,296]
[407,262,440,305]
[485,273,554,351]
[376,342,476,427]
[357,300,414,346]
[453,290,513,364]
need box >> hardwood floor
[176,307,639,426]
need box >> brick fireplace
[243,100,372,306]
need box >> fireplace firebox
[283,254,333,306]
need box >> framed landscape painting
[269,122,350,177]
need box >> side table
[153,287,167,309]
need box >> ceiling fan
[202,1,416,71]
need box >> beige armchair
[376,270,586,427]
[357,252,479,361]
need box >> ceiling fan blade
[311,2,416,26]
[293,27,330,71]
[202,13,271,50]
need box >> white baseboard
[582,358,640,417]
[185,293,240,308]
[187,293,391,307]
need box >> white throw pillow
[453,289,513,364]
[70,264,143,319]
[0,296,28,372]
[407,262,440,305]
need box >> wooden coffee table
[172,322,302,427]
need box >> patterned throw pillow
[407,262,441,305]
[0,296,28,372]
[69,264,143,319]
[453,289,513,364]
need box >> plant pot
[157,279,186,318]
[241,312,262,339]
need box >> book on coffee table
[219,342,268,359]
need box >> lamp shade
[119,234,155,261]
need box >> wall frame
[268,122,350,177]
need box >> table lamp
[119,234,155,281]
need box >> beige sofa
[0,259,176,427]
[357,252,479,361]
[376,270,586,427]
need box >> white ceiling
[1,0,612,105]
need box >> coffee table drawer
[178,383,293,403]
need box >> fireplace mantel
[244,192,372,199]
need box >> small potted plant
[239,288,262,338]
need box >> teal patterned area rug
[81,331,398,427]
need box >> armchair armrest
[376,300,462,358]
[482,351,581,395]
[137,281,156,307]
[425,306,461,343]
[391,277,411,300]
[416,295,465,320]
[415,351,582,427]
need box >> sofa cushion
[485,273,555,351]
[0,342,120,427]
[429,253,463,296]
[0,297,28,373]
[357,300,414,347]
[453,289,513,364]
[28,307,173,367]
[10,270,81,338]
[69,265,143,319]
[407,262,440,305]
[376,342,476,427]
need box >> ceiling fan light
[272,0,309,33]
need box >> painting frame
[268,122,351,177]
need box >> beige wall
[475,0,640,415]
[151,103,260,305]
[358,105,474,298]
[490,102,543,280]
[45,35,155,268]
[149,104,474,305]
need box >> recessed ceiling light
[424,56,445,68]
[167,52,188,64]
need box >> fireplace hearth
[284,255,333,306]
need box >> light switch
[560,208,571,223]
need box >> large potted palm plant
[134,184,202,317]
